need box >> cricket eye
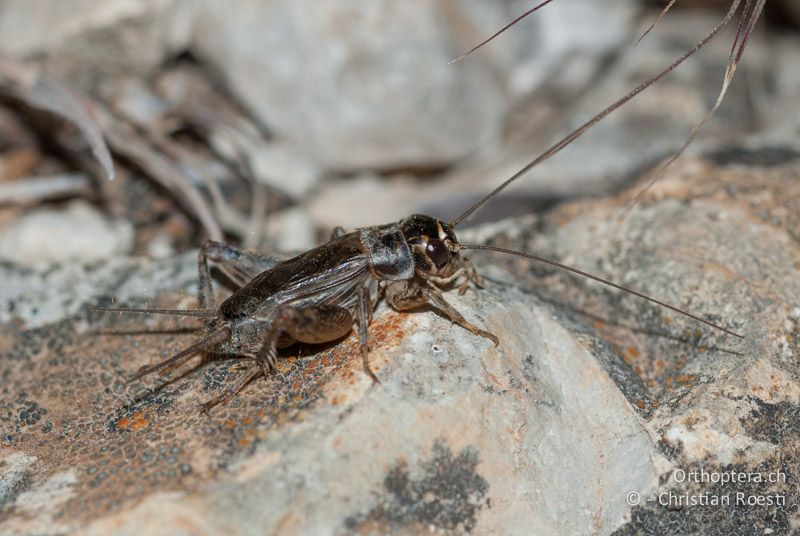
[426,239,450,268]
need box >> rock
[0,253,661,535]
[185,0,635,171]
[482,153,800,534]
[2,151,798,533]
[307,173,424,230]
[264,206,317,253]
[0,0,179,85]
[0,200,133,268]
[249,139,323,200]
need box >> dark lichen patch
[706,146,800,168]
[346,440,490,534]
[1,301,409,529]
[614,454,799,536]
[742,398,800,445]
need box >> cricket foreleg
[198,240,280,307]
[255,305,354,377]
[357,285,379,383]
[387,285,499,345]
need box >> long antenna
[449,0,742,228]
[95,306,217,318]
[459,244,743,338]
[449,0,554,64]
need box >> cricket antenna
[94,306,217,318]
[448,0,742,229]
[459,244,743,339]
[449,0,554,64]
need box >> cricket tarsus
[460,244,743,339]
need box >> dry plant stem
[103,123,223,241]
[0,173,91,205]
[0,55,114,181]
[451,0,743,227]
[163,108,268,246]
[636,0,678,45]
[450,0,555,64]
[623,0,765,217]
[185,114,270,247]
[240,159,267,248]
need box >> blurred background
[0,0,797,267]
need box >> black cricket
[99,199,742,411]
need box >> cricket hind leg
[130,326,231,381]
[198,240,280,308]
[204,304,356,412]
[255,304,355,377]
[386,283,499,345]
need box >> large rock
[0,200,133,268]
[1,151,798,534]
[185,0,635,171]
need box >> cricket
[96,1,753,410]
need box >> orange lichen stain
[593,319,605,330]
[130,416,148,430]
[651,399,660,408]
[238,438,251,447]
[223,419,236,430]
[635,399,646,410]
[626,347,640,359]
[116,411,148,430]
[676,374,696,385]
[242,417,253,425]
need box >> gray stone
[0,200,133,268]
[3,153,798,533]
[184,0,634,171]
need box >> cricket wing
[219,233,373,320]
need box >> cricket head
[400,214,462,278]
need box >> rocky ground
[1,1,799,535]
